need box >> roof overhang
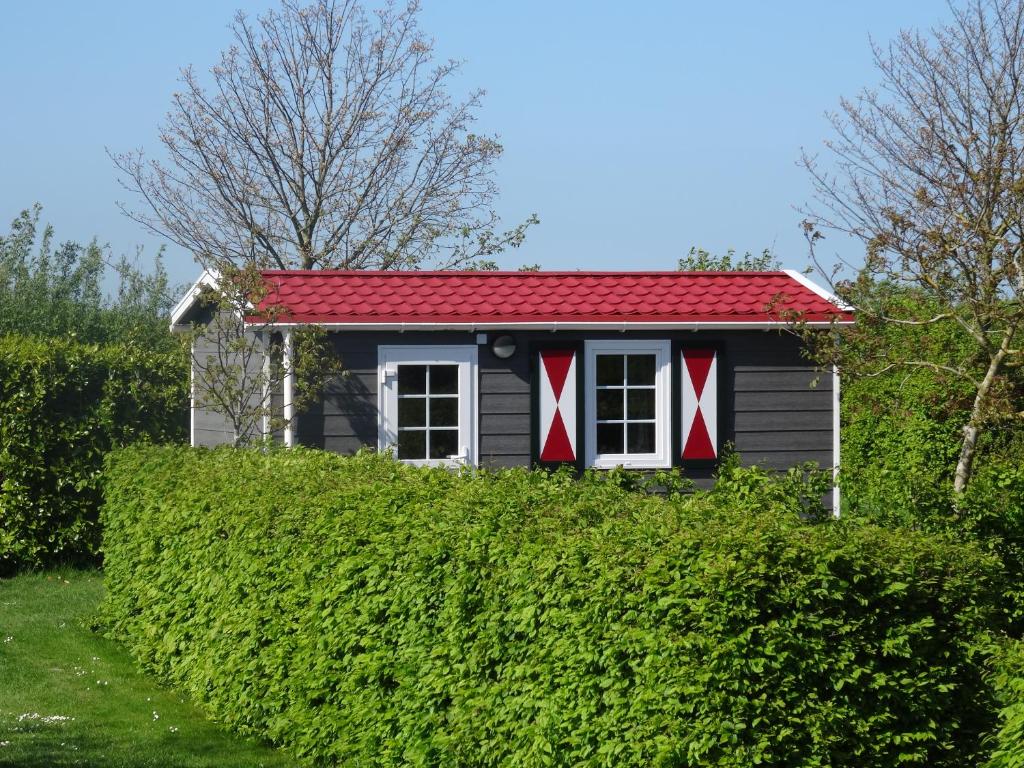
[169,269,220,332]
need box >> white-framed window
[584,339,672,469]
[378,345,478,467]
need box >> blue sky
[0,1,950,288]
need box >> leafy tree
[112,0,535,273]
[801,0,1024,493]
[186,265,344,446]
[0,205,178,349]
[677,247,781,271]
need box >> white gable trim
[169,269,220,332]
[783,269,854,313]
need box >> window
[395,364,459,460]
[379,346,477,466]
[584,340,671,468]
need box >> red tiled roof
[254,270,853,325]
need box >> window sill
[589,456,672,470]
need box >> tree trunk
[952,330,1014,494]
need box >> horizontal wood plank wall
[191,324,268,447]
[727,334,833,471]
[306,330,834,482]
[191,332,235,447]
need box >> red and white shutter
[681,348,718,461]
[538,349,577,463]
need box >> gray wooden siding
[302,329,835,478]
[729,350,833,471]
[191,321,268,448]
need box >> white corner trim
[832,364,841,518]
[784,269,855,313]
[189,338,196,447]
[262,335,272,439]
[169,269,221,331]
[283,330,295,447]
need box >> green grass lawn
[0,570,296,768]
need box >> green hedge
[101,446,1007,767]
[0,335,187,573]
[986,639,1024,768]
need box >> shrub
[0,336,187,573]
[985,638,1024,768]
[101,446,1009,766]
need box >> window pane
[596,422,624,454]
[397,430,426,460]
[627,423,656,454]
[429,429,458,459]
[430,397,458,427]
[430,365,458,394]
[596,389,623,421]
[626,355,656,386]
[596,355,624,386]
[626,389,656,420]
[398,398,426,427]
[398,365,427,395]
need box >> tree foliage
[802,0,1024,492]
[0,205,178,348]
[113,0,535,272]
[677,246,781,271]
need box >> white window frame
[378,345,478,468]
[584,339,672,469]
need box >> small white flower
[152,711,159,721]
[168,726,178,733]
[41,715,74,724]
[3,636,12,643]
[0,740,10,747]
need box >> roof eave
[245,319,854,331]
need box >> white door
[378,345,478,467]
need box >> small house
[171,270,852,509]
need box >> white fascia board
[783,269,855,313]
[169,269,221,332]
[249,320,854,332]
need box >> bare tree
[113,0,534,272]
[801,0,1024,494]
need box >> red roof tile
[254,270,852,325]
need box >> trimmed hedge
[986,639,1024,768]
[0,335,187,573]
[102,446,1007,767]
